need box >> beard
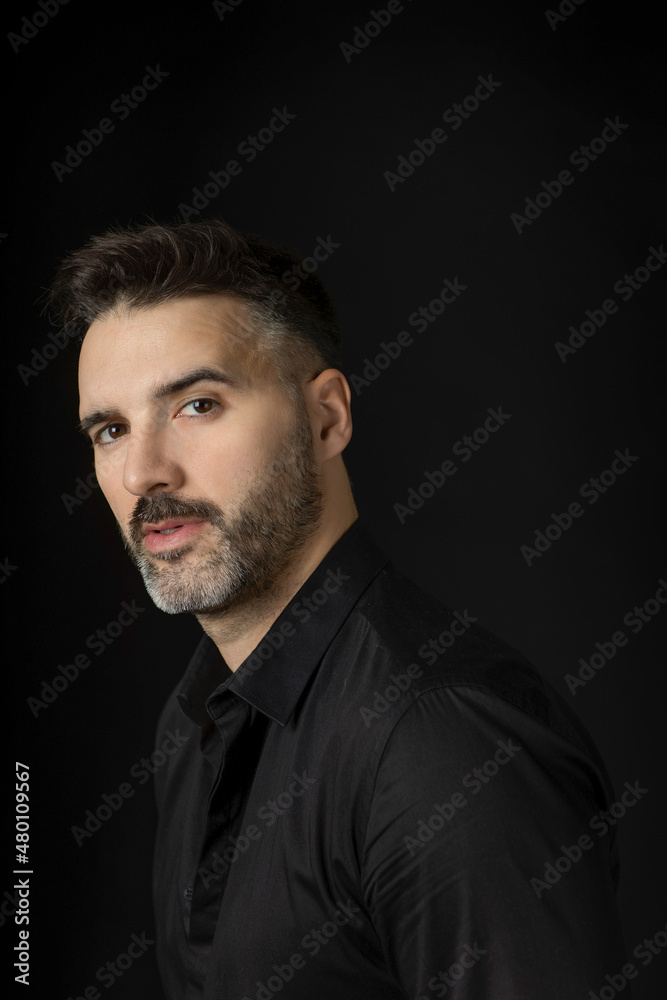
[119,403,324,615]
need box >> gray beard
[119,407,324,615]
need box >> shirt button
[184,886,193,901]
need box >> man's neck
[195,510,358,671]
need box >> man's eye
[180,399,218,416]
[97,423,127,445]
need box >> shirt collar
[177,520,387,728]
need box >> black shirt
[153,521,627,999]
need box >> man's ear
[303,369,353,461]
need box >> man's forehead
[83,293,260,356]
[78,294,267,403]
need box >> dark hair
[46,218,343,395]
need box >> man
[51,219,628,999]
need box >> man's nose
[122,428,185,497]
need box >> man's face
[78,294,323,615]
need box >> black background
[4,1,666,997]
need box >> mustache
[128,494,225,545]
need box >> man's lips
[140,520,207,553]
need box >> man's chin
[144,585,238,617]
[135,559,239,616]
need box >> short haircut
[46,219,343,397]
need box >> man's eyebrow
[78,365,240,437]
[152,365,241,399]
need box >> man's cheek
[94,446,121,485]
[200,444,261,490]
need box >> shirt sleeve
[360,684,628,1000]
